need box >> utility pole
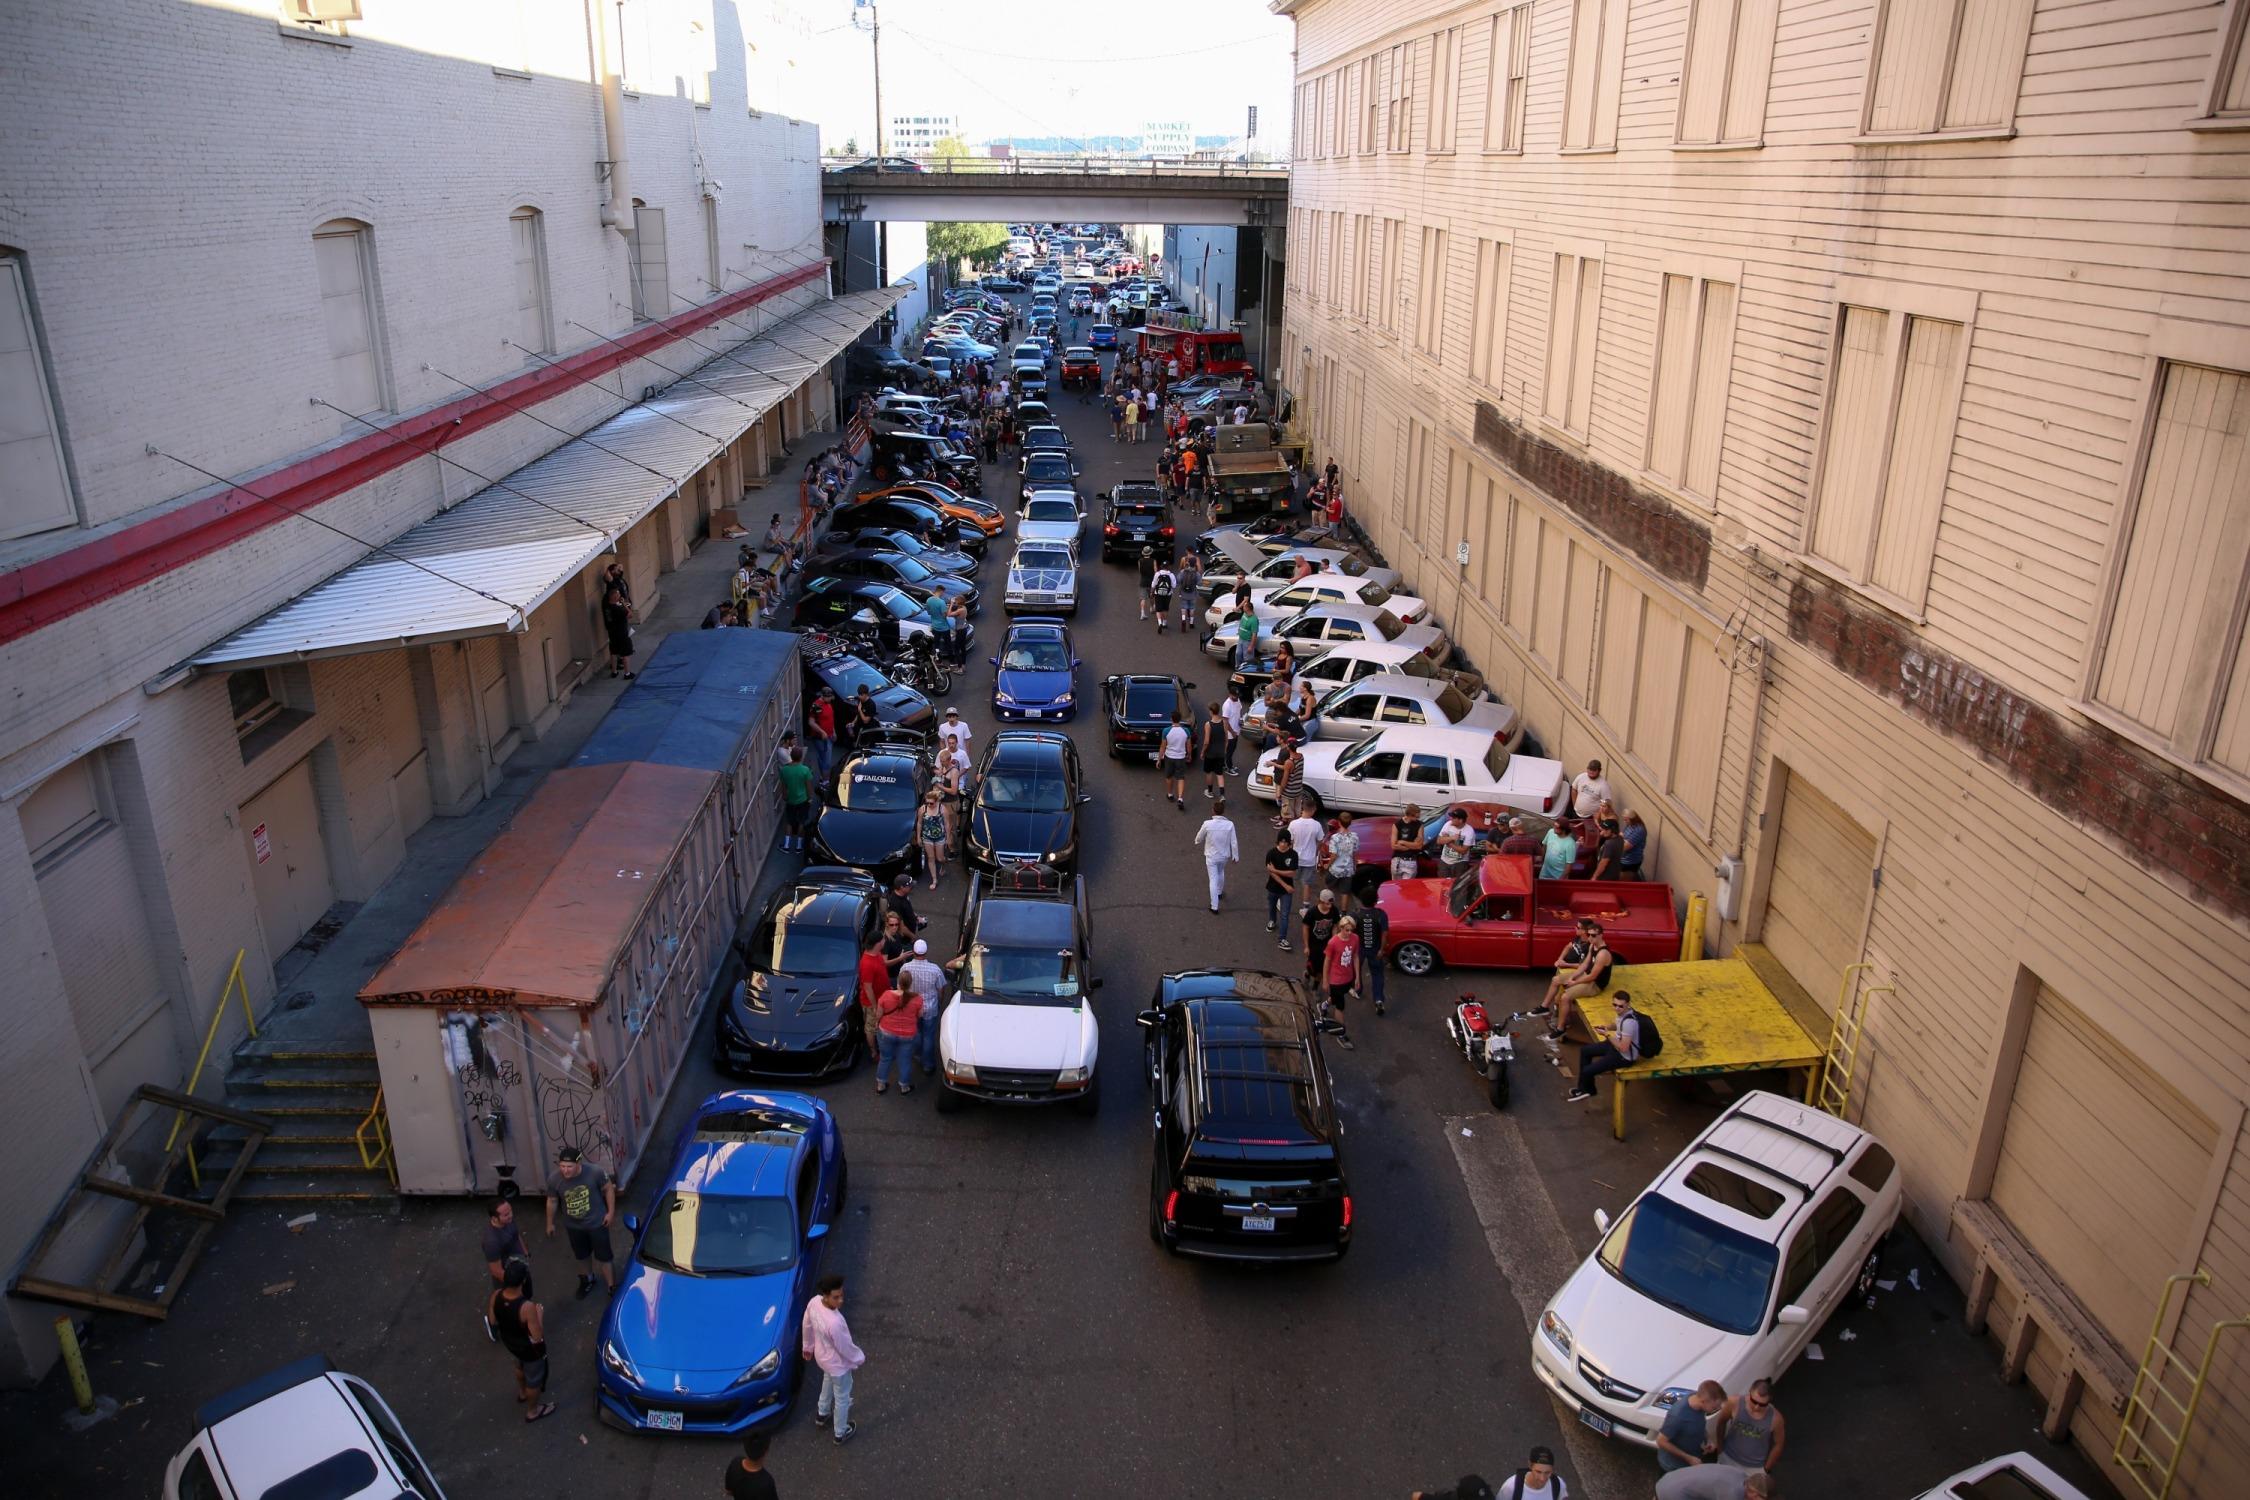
[867,3,885,158]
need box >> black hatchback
[1101,483,1173,562]
[1140,969,1352,1263]
[1102,673,1194,761]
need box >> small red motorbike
[1443,994,1519,1110]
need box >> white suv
[1530,1091,1902,1449]
[166,1356,446,1499]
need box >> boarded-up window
[1532,519,1570,665]
[1598,581,1728,831]
[1990,983,2218,1346]
[1558,542,1601,698]
[20,756,107,866]
[510,208,551,355]
[1485,6,1532,152]
[1647,273,1738,504]
[1864,0,2034,136]
[313,221,386,416]
[1595,577,1644,731]
[1428,26,1461,153]
[1398,418,1433,537]
[1471,239,1511,387]
[1562,0,1628,151]
[2207,0,2250,120]
[1677,0,1779,146]
[1808,304,1966,611]
[0,256,75,540]
[1361,54,1381,152]
[630,203,670,321]
[1472,472,1503,593]
[1505,497,1539,639]
[1544,253,1603,438]
[1350,216,1371,318]
[1388,42,1415,151]
[2093,361,2250,779]
[1329,211,1347,306]
[1416,227,1450,359]
[1376,218,1404,333]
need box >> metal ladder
[2115,1270,2248,1500]
[1814,963,1889,1120]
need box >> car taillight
[1104,524,1121,536]
[1341,1195,1353,1229]
[1163,1191,1178,1225]
[1159,525,1175,537]
[1543,791,1556,813]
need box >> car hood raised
[605,1261,796,1387]
[942,996,1092,1070]
[971,804,1074,861]
[1547,1261,1744,1401]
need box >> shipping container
[359,631,799,1195]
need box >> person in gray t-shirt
[544,1146,617,1299]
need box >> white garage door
[1760,769,1876,1017]
[1991,984,2217,1346]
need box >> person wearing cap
[543,1143,617,1299]
[872,986,923,1095]
[1318,902,1359,1050]
[1498,815,1542,860]
[1437,806,1480,869]
[887,873,927,935]
[1301,887,1344,993]
[899,939,947,1079]
[937,705,973,760]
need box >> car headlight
[995,690,1017,706]
[736,1349,781,1385]
[1539,1310,1573,1358]
[1055,691,1073,706]
[602,1339,641,1381]
[1652,1386,1694,1411]
[1055,1065,1089,1086]
[946,1060,979,1084]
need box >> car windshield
[1333,732,1386,772]
[818,656,888,698]
[965,943,1082,1001]
[1595,1195,1779,1335]
[837,761,918,811]
[872,589,916,619]
[760,907,858,976]
[1002,637,1071,672]
[1025,498,1076,522]
[1447,864,1484,919]
[884,554,934,584]
[1024,456,1072,481]
[979,765,1071,812]
[1014,549,1072,573]
[1373,610,1407,640]
[638,1191,796,1276]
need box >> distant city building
[1143,119,1194,157]
[887,111,962,153]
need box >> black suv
[1140,969,1352,1262]
[1100,483,1173,562]
[1101,673,1194,761]
[962,730,1089,874]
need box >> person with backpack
[1414,1447,1570,1500]
[1567,991,1653,1103]
[1150,559,1177,633]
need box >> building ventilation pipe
[593,0,630,234]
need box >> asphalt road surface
[5,304,2115,1500]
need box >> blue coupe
[991,618,1080,722]
[596,1091,846,1434]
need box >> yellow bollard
[54,1315,94,1415]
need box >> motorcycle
[886,633,953,696]
[1444,994,1519,1110]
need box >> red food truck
[1134,321,1255,381]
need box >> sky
[785,0,1297,151]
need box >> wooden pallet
[10,1084,271,1319]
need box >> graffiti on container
[536,1074,617,1166]
[390,986,519,1005]
[457,1057,520,1114]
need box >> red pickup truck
[1377,854,1680,976]
[1351,803,1600,894]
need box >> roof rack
[1730,1094,1847,1165]
[987,859,1065,895]
[1697,1141,1822,1201]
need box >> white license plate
[1241,1214,1276,1232]
[645,1410,684,1431]
[1577,1406,1613,1437]
[1025,709,1044,718]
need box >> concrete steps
[191,1046,397,1205]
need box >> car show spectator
[801,1274,866,1444]
[1195,797,1239,913]
[1565,990,1641,1103]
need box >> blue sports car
[991,618,1080,722]
[596,1091,846,1434]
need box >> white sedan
[1005,542,1079,615]
[1018,491,1084,550]
[1529,1092,1903,1451]
[1251,671,1522,750]
[1247,723,1565,818]
[1204,575,1429,632]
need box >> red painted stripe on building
[0,262,830,650]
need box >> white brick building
[0,0,891,1382]
[887,111,962,153]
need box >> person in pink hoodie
[801,1273,866,1443]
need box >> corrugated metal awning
[190,286,907,671]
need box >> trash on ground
[1838,1328,1858,1342]
[286,1213,318,1232]
[260,1279,295,1297]
[1876,1279,1898,1291]
[1805,1343,1824,1361]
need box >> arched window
[312,219,387,415]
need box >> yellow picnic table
[1586,958,1825,1140]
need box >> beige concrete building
[0,0,892,1384]
[1273,0,2250,1490]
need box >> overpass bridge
[821,154,1290,226]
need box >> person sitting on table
[1543,922,1617,1041]
[1566,991,1641,1104]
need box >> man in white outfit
[1195,798,1240,914]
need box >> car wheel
[1070,1079,1100,1117]
[1394,941,1440,977]
[1106,737,1120,759]
[932,1083,964,1114]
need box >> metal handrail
[167,949,256,1188]
[2115,1269,2247,1500]
[354,1088,395,1187]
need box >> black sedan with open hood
[715,868,883,1079]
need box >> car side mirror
[1183,682,1197,691]
[1593,1208,1611,1233]
[1072,659,1082,669]
[1136,1009,1161,1028]
[623,1214,643,1234]
[1777,1304,1811,1326]
[1079,792,1093,804]
[807,1223,831,1241]
[989,656,1000,667]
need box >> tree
[929,135,969,160]
[927,221,1007,272]
[842,135,859,156]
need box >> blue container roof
[572,628,797,774]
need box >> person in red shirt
[1320,909,1359,1051]
[857,933,890,1063]
[807,689,838,786]
[872,987,923,1096]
